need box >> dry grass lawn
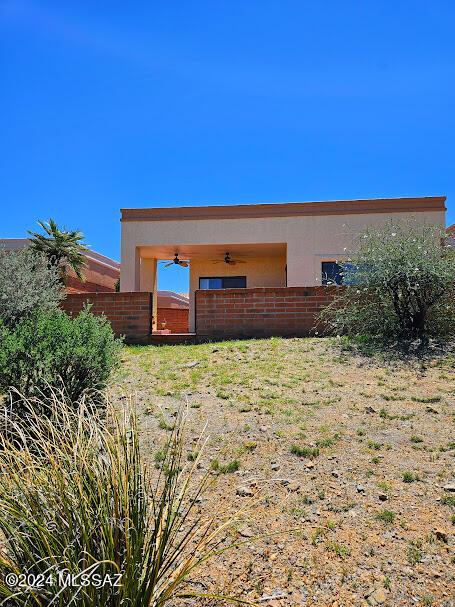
[114,337,455,607]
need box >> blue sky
[1,1,454,292]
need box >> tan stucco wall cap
[121,196,446,222]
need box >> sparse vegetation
[319,222,455,346]
[290,445,320,458]
[375,509,396,524]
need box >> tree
[319,222,455,345]
[0,248,62,327]
[28,218,88,284]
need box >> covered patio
[136,242,287,333]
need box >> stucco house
[120,196,446,336]
[0,238,120,292]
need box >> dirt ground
[113,337,455,607]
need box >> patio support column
[286,241,314,286]
[120,246,141,291]
[140,258,158,331]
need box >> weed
[290,445,320,458]
[367,440,382,451]
[440,495,455,507]
[411,396,441,403]
[210,459,240,474]
[402,471,417,483]
[326,541,351,558]
[410,435,423,443]
[407,540,423,565]
[356,427,366,436]
[375,509,395,524]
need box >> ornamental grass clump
[319,222,455,347]
[0,392,242,606]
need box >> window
[322,262,343,285]
[199,276,247,289]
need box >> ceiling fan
[211,252,246,266]
[160,253,189,268]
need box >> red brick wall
[195,286,338,338]
[61,292,152,344]
[157,307,189,333]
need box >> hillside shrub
[0,306,122,405]
[319,222,455,346]
[0,398,239,606]
[0,248,62,327]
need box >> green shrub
[0,307,122,405]
[319,222,455,345]
[0,248,62,327]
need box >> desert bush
[0,247,62,327]
[319,222,455,345]
[0,306,122,405]
[0,395,239,606]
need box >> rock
[239,526,254,538]
[367,588,388,605]
[378,492,388,501]
[306,462,315,470]
[357,484,366,493]
[281,479,291,486]
[331,470,340,478]
[443,482,455,492]
[271,463,280,471]
[236,485,253,497]
[287,481,301,492]
[435,528,448,543]
[260,425,268,433]
[365,406,377,414]
[184,361,200,368]
[426,405,439,414]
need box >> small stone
[306,462,315,470]
[236,485,253,497]
[185,361,200,368]
[443,482,455,492]
[271,463,280,471]
[365,406,377,414]
[426,405,439,414]
[287,481,301,492]
[331,470,340,478]
[378,492,388,501]
[367,588,388,605]
[260,425,268,433]
[357,484,366,493]
[434,528,448,543]
[239,526,254,538]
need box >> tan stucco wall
[189,255,286,331]
[120,208,445,331]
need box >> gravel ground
[113,337,455,607]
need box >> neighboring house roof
[0,238,119,270]
[0,238,120,293]
[446,224,455,234]
[121,196,446,222]
[157,290,189,309]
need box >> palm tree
[28,219,88,284]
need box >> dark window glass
[222,276,246,288]
[322,262,343,285]
[199,276,246,289]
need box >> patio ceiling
[139,242,287,260]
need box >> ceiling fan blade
[179,261,189,267]
[164,262,174,267]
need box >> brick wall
[157,307,189,333]
[195,286,338,338]
[62,292,152,344]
